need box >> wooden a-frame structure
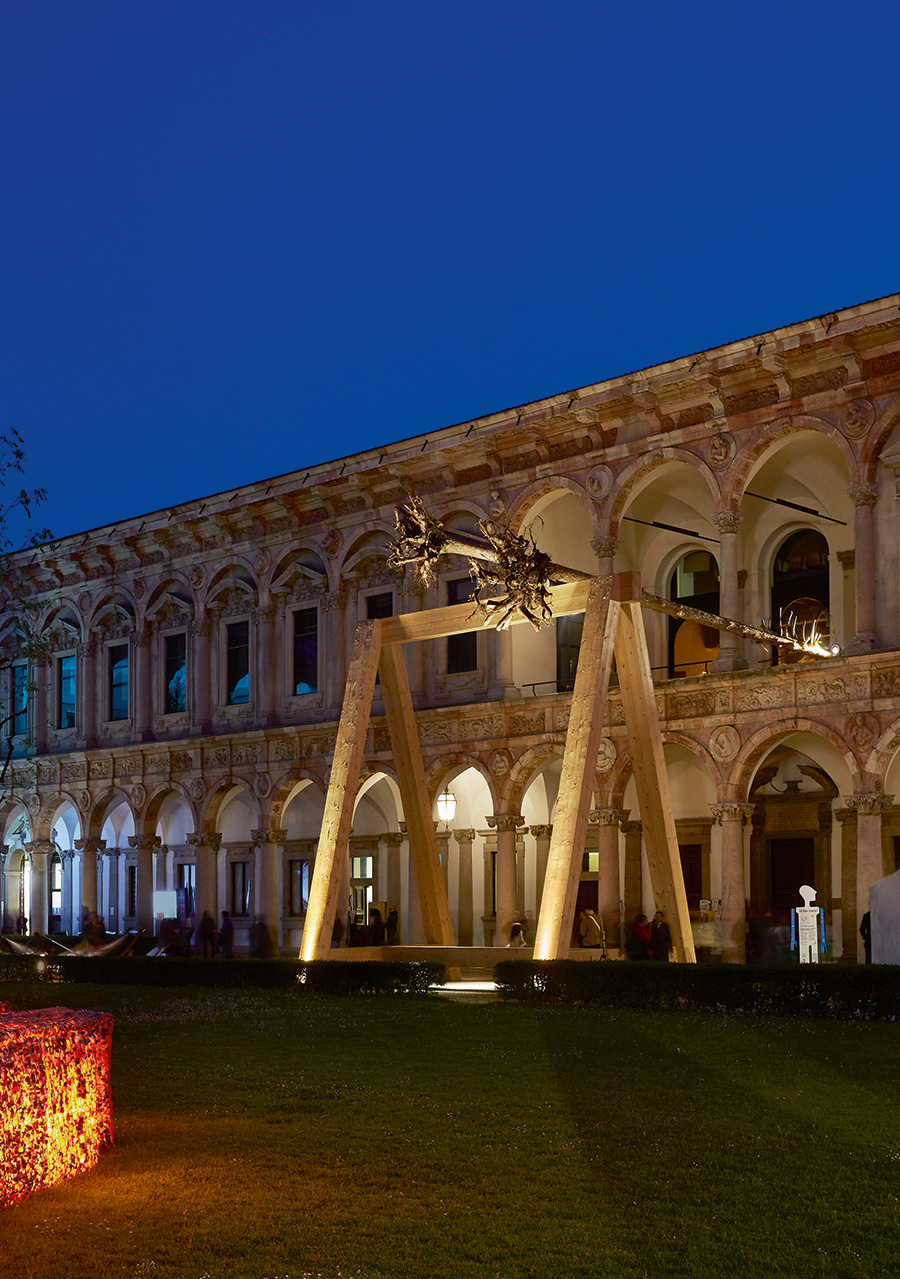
[299,571,696,964]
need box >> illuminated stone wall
[0,1007,114,1206]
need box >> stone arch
[145,575,197,627]
[608,448,721,529]
[729,415,856,504]
[270,546,329,598]
[853,399,900,477]
[424,753,499,812]
[142,781,198,834]
[84,788,136,841]
[201,778,260,833]
[34,792,82,843]
[728,718,860,798]
[86,589,139,633]
[205,562,260,613]
[268,769,327,825]
[507,476,601,544]
[508,744,565,812]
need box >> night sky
[3,1,898,545]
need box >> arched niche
[510,488,597,694]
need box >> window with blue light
[58,654,76,729]
[108,644,129,720]
[164,632,187,713]
[293,608,318,694]
[226,620,250,705]
[12,664,27,736]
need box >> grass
[2,982,900,1279]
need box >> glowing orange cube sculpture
[0,1007,114,1206]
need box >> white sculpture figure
[793,884,824,963]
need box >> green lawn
[2,982,899,1279]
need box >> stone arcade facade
[4,292,900,961]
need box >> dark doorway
[679,843,703,910]
[770,837,815,922]
[771,530,830,663]
[573,880,598,946]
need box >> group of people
[624,910,672,961]
[158,909,237,957]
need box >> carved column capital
[128,835,162,851]
[589,808,630,828]
[712,510,744,536]
[453,828,476,843]
[848,481,878,508]
[187,831,223,852]
[833,807,855,826]
[528,824,553,839]
[842,793,894,815]
[591,535,619,560]
[621,820,642,837]
[380,831,405,846]
[837,549,855,570]
[25,840,55,858]
[486,814,525,831]
[74,838,107,853]
[710,802,754,824]
[251,827,287,845]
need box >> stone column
[589,809,626,948]
[255,603,278,727]
[622,820,643,930]
[58,850,74,933]
[192,616,213,733]
[843,793,893,957]
[322,589,348,716]
[133,624,153,741]
[25,841,53,934]
[592,534,619,576]
[482,838,495,947]
[104,848,120,932]
[453,828,476,946]
[835,807,857,960]
[252,826,286,954]
[78,638,98,748]
[710,512,747,672]
[710,803,753,963]
[486,814,524,945]
[0,845,9,932]
[529,824,553,917]
[381,832,404,937]
[435,828,450,891]
[33,660,49,754]
[187,832,221,928]
[74,838,105,918]
[846,483,879,653]
[128,834,161,934]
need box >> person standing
[860,911,872,964]
[625,913,652,960]
[219,910,234,958]
[199,909,216,959]
[650,909,672,961]
[580,909,605,951]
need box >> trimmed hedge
[0,954,445,996]
[494,959,900,1021]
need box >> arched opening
[668,550,720,677]
[771,530,830,659]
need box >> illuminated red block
[0,1007,114,1206]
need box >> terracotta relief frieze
[116,756,143,777]
[146,754,169,774]
[171,752,193,772]
[872,668,900,699]
[372,727,391,753]
[418,720,455,747]
[458,715,504,742]
[668,691,717,719]
[735,683,784,712]
[508,711,545,736]
[302,732,337,757]
[271,738,296,761]
[88,759,112,780]
[791,367,848,398]
[232,743,262,766]
[796,677,847,706]
[60,761,87,784]
[204,746,229,769]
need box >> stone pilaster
[453,828,476,946]
[710,511,747,672]
[528,824,553,917]
[74,837,106,918]
[380,832,404,936]
[251,826,287,953]
[255,603,278,727]
[24,840,54,934]
[187,832,222,931]
[78,638,98,748]
[710,802,753,963]
[192,616,213,733]
[842,793,893,955]
[103,847,120,932]
[128,834,162,933]
[622,820,643,929]
[133,624,153,742]
[845,483,879,653]
[589,809,627,947]
[834,807,857,960]
[486,814,525,944]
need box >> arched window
[668,551,720,678]
[771,530,830,658]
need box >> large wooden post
[614,581,696,963]
[378,642,455,946]
[533,577,619,960]
[300,620,381,961]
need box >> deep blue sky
[3,0,899,544]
